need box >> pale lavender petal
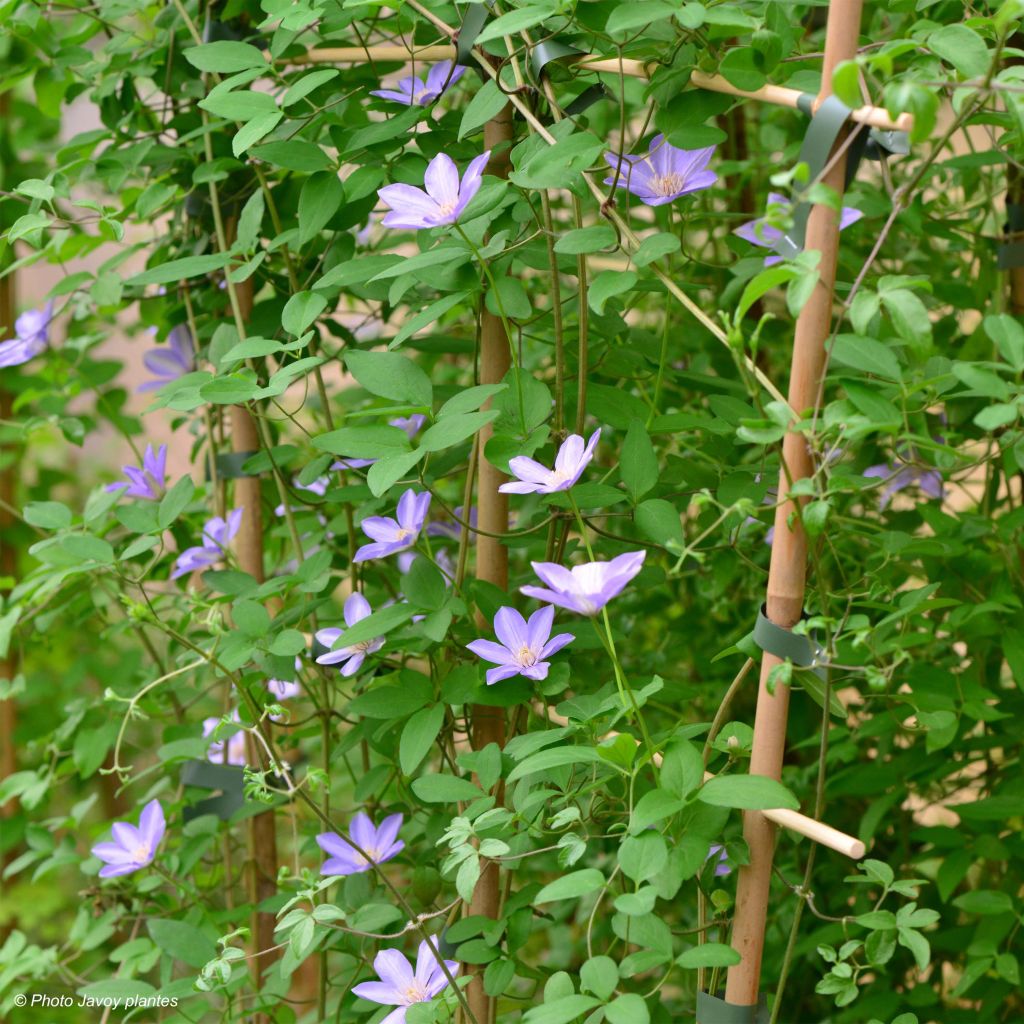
[467,639,512,664]
[525,605,554,649]
[423,153,461,208]
[344,592,373,626]
[493,606,529,651]
[374,948,415,994]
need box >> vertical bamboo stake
[0,91,18,865]
[228,277,280,996]
[467,107,514,1024]
[722,0,864,1011]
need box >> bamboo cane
[466,107,515,1024]
[721,1,865,1011]
[227,275,281,997]
[0,91,18,870]
[285,46,911,133]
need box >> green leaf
[604,993,650,1024]
[830,334,902,381]
[697,775,799,810]
[128,254,232,287]
[580,956,618,999]
[399,705,445,776]
[158,476,195,530]
[589,270,637,314]
[534,869,605,904]
[418,411,497,453]
[298,172,344,244]
[737,264,798,319]
[328,601,412,650]
[628,788,683,834]
[199,90,276,121]
[313,425,411,459]
[632,232,681,267]
[391,292,469,349]
[984,314,1024,371]
[251,141,333,172]
[621,420,658,502]
[282,69,340,107]
[345,350,433,407]
[928,24,990,79]
[522,996,602,1024]
[184,41,268,73]
[719,48,766,92]
[23,501,72,530]
[952,889,1014,916]
[554,226,616,255]
[147,919,217,968]
[410,773,485,803]
[618,833,668,882]
[459,79,508,139]
[635,498,683,550]
[367,451,424,497]
[507,746,610,782]
[476,4,556,44]
[282,291,328,336]
[607,2,678,34]
[677,943,741,969]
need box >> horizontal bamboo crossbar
[286,46,912,133]
[701,771,865,860]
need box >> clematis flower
[171,508,243,579]
[315,592,385,676]
[352,939,458,1024]
[203,713,246,767]
[267,659,302,702]
[105,444,168,501]
[0,300,53,368]
[274,475,330,517]
[370,61,466,106]
[317,811,404,876]
[734,192,862,266]
[427,505,476,541]
[863,460,943,511]
[378,151,490,230]
[500,430,601,495]
[139,324,194,392]
[604,136,716,207]
[467,606,574,685]
[354,489,431,562]
[521,551,647,615]
[706,844,731,877]
[90,799,165,878]
[333,415,427,471]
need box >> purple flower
[352,939,457,1024]
[105,444,168,501]
[203,713,246,766]
[90,799,165,878]
[500,429,601,495]
[317,811,404,876]
[274,475,330,517]
[315,593,385,677]
[171,508,243,579]
[521,551,647,615]
[332,415,427,471]
[604,136,716,207]
[706,844,731,877]
[267,660,302,702]
[467,606,574,685]
[140,325,194,392]
[379,151,490,230]
[427,505,476,541]
[734,192,863,266]
[370,61,466,106]
[0,301,53,368]
[864,461,943,511]
[354,489,431,562]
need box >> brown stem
[722,0,864,1012]
[466,106,514,1024]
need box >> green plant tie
[752,605,827,680]
[696,992,768,1024]
[456,3,490,73]
[181,760,245,822]
[207,450,260,480]
[998,202,1024,269]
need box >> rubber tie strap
[530,39,607,116]
[696,992,769,1024]
[207,450,260,481]
[456,3,490,72]
[181,760,245,822]
[753,605,827,680]
[998,202,1024,269]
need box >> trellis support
[720,0,865,1015]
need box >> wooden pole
[284,47,910,133]
[466,107,514,1024]
[0,91,18,856]
[227,276,281,997]
[722,0,865,1011]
